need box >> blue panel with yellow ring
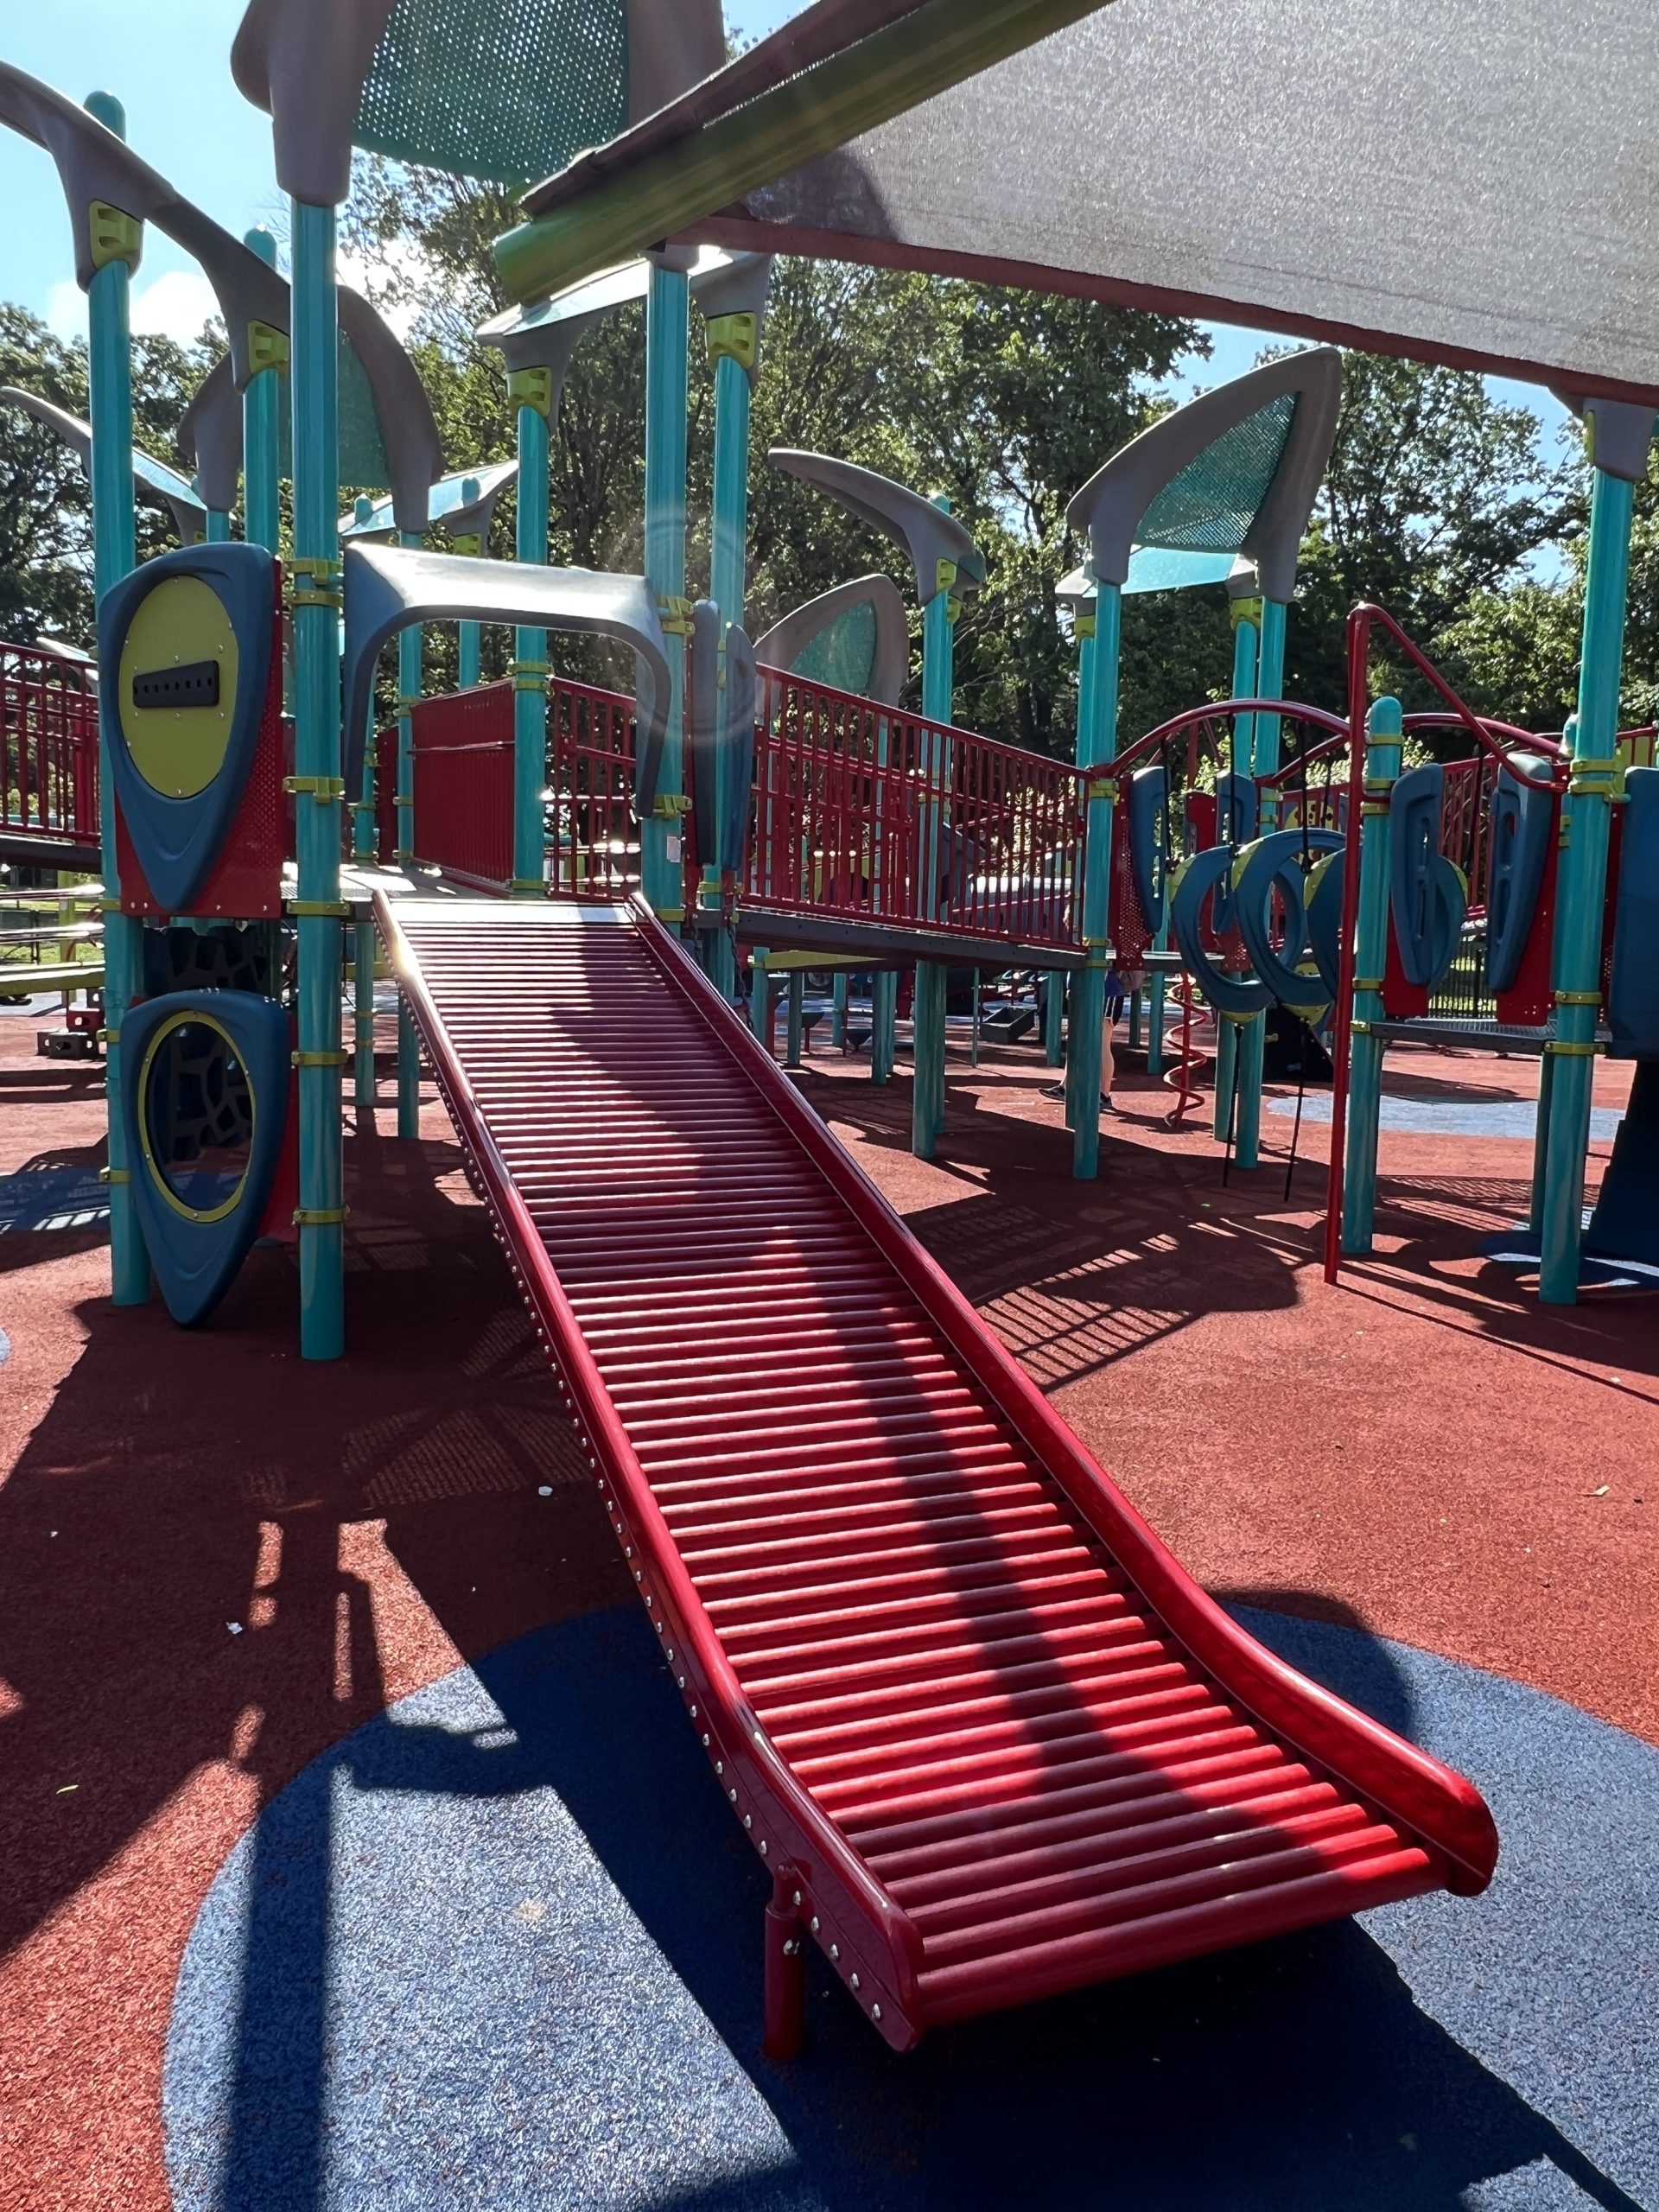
[120,989,291,1326]
[97,543,277,916]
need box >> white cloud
[41,265,221,350]
[44,280,86,342]
[131,268,223,346]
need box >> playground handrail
[747,663,1086,949]
[2,639,101,847]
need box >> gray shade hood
[340,541,670,804]
[1066,349,1342,604]
[769,452,984,607]
[3,385,208,542]
[755,575,911,707]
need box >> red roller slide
[378,893,1497,2055]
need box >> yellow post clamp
[99,1166,132,1185]
[248,320,289,375]
[293,1206,351,1227]
[98,1027,119,1046]
[1353,976,1385,994]
[89,200,142,270]
[509,877,549,894]
[347,799,378,817]
[657,906,686,925]
[287,899,353,918]
[393,847,415,863]
[292,1049,350,1068]
[1545,1039,1601,1058]
[1350,1020,1378,1038]
[1229,596,1264,631]
[935,559,957,601]
[1073,614,1096,641]
[284,775,346,803]
[1554,990,1603,1007]
[1359,801,1391,817]
[658,596,696,639]
[449,532,483,559]
[1570,776,1619,799]
[652,792,692,820]
[1084,778,1118,803]
[704,311,758,374]
[1362,776,1396,794]
[506,365,553,418]
[288,556,342,611]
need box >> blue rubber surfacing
[162,1607,1659,2212]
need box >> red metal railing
[409,680,515,886]
[746,665,1085,947]
[547,677,640,899]
[2,640,100,848]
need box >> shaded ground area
[162,1605,1657,2212]
[0,1003,1654,2209]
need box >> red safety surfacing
[380,894,1497,2050]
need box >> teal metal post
[1234,596,1288,1168]
[831,971,848,1046]
[204,507,231,543]
[912,552,957,1160]
[1340,697,1402,1255]
[241,230,283,558]
[1071,583,1122,1178]
[1539,464,1639,1304]
[510,371,552,894]
[785,970,805,1067]
[455,518,483,690]
[642,260,690,919]
[82,93,148,1307]
[1056,602,1096,1071]
[289,199,346,1358]
[749,950,772,1048]
[1214,605,1260,1149]
[703,331,753,998]
[394,531,424,1135]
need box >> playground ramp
[378,893,1497,2052]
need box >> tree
[0,303,213,648]
[1278,351,1580,720]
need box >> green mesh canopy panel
[789,602,879,696]
[278,334,393,494]
[355,0,629,185]
[1135,392,1294,554]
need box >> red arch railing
[2,640,100,850]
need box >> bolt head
[729,1787,738,1802]
[743,1813,752,1828]
[850,1973,861,1992]
[830,1945,839,1962]
[810,1916,820,1934]
[759,1840,768,1855]
[872,2004,882,2022]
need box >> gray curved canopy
[3,385,208,543]
[0,63,287,390]
[756,575,910,706]
[1066,350,1342,605]
[769,452,984,607]
[340,541,670,802]
[176,359,243,517]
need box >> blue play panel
[1268,1095,1625,1142]
[162,1606,1657,2211]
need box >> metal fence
[1,641,99,848]
[746,666,1084,948]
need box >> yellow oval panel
[118,575,240,798]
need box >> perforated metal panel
[277,334,391,496]
[787,601,879,696]
[1135,394,1294,555]
[355,0,628,184]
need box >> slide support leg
[763,1873,805,2062]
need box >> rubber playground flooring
[1,1005,1655,2211]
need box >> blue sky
[1,1,1567,450]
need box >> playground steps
[381,893,1497,2051]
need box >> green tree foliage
[0,302,213,647]
[1282,351,1581,721]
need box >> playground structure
[3,0,1658,2064]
